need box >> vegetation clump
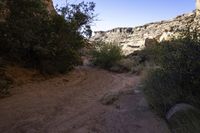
[0,0,95,95]
[0,0,95,74]
[91,42,123,70]
[141,29,200,118]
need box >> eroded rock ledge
[91,11,200,55]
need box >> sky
[53,0,195,31]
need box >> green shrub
[142,32,200,117]
[143,69,185,117]
[91,42,123,69]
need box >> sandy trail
[0,64,170,133]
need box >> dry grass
[4,65,49,86]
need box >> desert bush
[127,49,154,74]
[91,42,123,69]
[141,30,200,117]
[0,0,95,74]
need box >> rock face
[197,0,200,15]
[43,0,56,14]
[197,0,200,9]
[91,11,200,55]
[0,0,56,22]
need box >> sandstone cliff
[91,11,200,55]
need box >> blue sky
[53,0,195,31]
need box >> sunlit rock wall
[91,12,199,55]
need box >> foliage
[91,42,123,69]
[0,0,6,9]
[0,58,11,97]
[0,0,95,74]
[141,30,200,117]
[56,1,96,38]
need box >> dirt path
[0,64,170,133]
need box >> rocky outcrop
[166,103,198,120]
[43,0,56,14]
[91,11,200,55]
[0,0,56,22]
[197,0,200,9]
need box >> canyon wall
[91,11,199,55]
